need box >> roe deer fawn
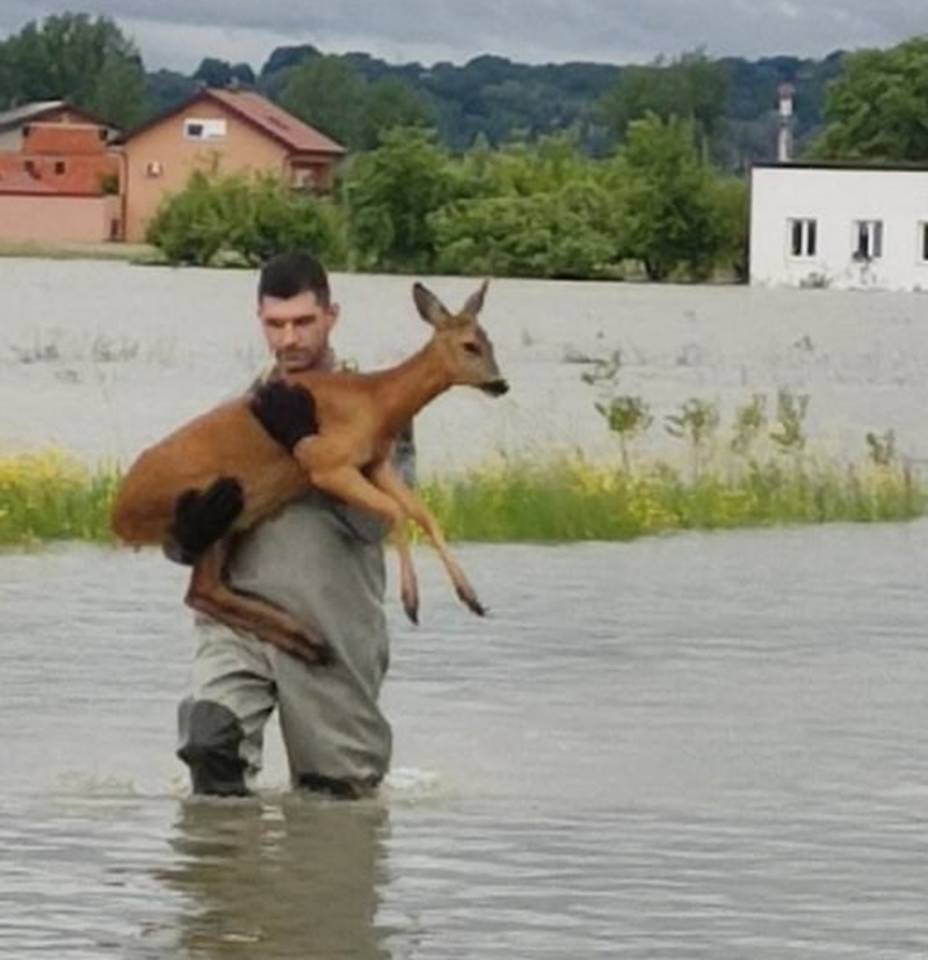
[111,280,508,663]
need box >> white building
[750,162,928,291]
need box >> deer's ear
[461,279,489,318]
[413,282,453,328]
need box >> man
[174,251,413,798]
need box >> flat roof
[753,160,928,173]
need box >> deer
[110,280,508,665]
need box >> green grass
[0,451,120,546]
[0,240,156,262]
[0,448,923,548]
[420,455,926,542]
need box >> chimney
[777,83,795,163]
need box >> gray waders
[177,491,394,798]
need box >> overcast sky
[1,1,926,73]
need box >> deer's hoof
[456,586,487,617]
[402,592,419,625]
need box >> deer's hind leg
[185,539,331,664]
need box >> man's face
[258,290,338,373]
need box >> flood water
[2,258,928,470]
[2,260,928,957]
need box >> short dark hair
[258,251,330,305]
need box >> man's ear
[325,302,340,333]
[413,282,452,328]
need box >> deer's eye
[463,342,481,355]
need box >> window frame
[183,117,227,141]
[852,219,883,261]
[787,217,817,259]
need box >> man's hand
[249,380,319,452]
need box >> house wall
[123,99,289,242]
[750,166,928,291]
[0,152,120,195]
[0,106,106,152]
[0,194,121,243]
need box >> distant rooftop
[121,87,345,155]
[0,101,66,133]
[0,100,116,135]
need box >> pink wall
[0,194,121,243]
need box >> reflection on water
[159,798,389,959]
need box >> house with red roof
[119,87,346,242]
[0,103,122,244]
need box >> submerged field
[3,263,928,546]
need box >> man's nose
[280,323,297,346]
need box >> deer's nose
[483,379,509,397]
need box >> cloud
[0,0,926,73]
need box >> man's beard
[277,348,315,372]
[275,346,336,374]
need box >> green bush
[146,170,348,267]
[431,181,617,278]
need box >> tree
[360,78,435,149]
[0,13,148,128]
[599,51,728,159]
[193,57,256,89]
[612,114,728,280]
[710,176,749,281]
[146,170,347,267]
[278,56,366,147]
[343,128,455,269]
[809,38,928,162]
[431,181,617,279]
[88,54,149,129]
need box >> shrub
[146,170,348,267]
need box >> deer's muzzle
[481,379,510,397]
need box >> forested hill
[146,45,844,164]
[0,11,845,166]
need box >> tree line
[5,11,928,166]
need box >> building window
[789,218,816,257]
[54,160,66,175]
[853,220,883,260]
[184,118,227,141]
[919,223,928,263]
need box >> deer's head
[413,280,508,397]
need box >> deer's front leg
[310,464,420,625]
[369,460,486,617]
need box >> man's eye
[463,343,481,355]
